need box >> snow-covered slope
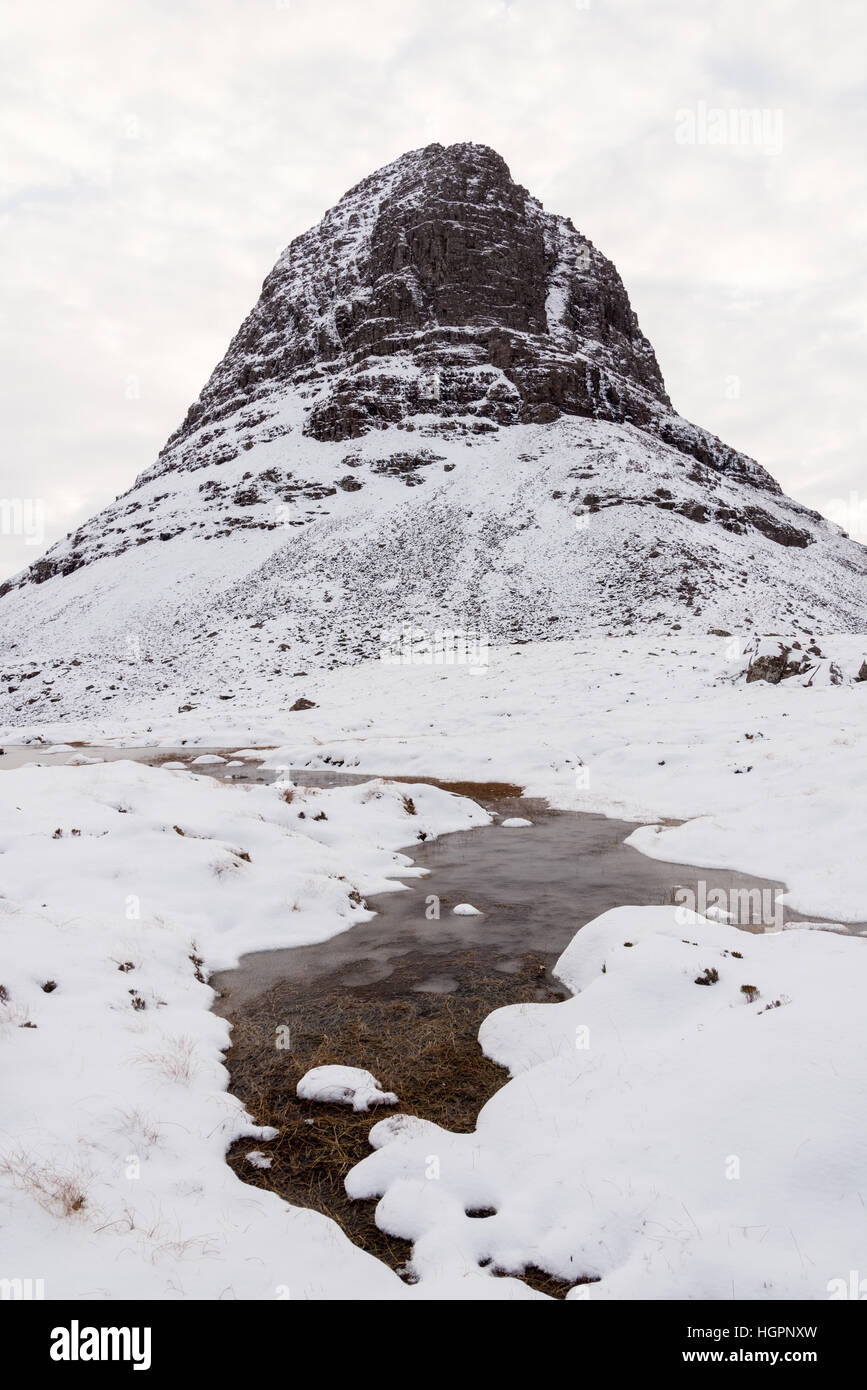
[2,142,865,723]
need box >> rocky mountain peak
[152,142,770,490]
[3,139,864,712]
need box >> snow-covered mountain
[2,141,865,721]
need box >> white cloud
[1,0,865,577]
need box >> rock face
[155,142,773,488]
[0,142,865,723]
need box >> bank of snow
[348,904,867,1299]
[0,761,516,1301]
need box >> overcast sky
[2,0,865,578]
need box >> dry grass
[0,1148,90,1217]
[398,778,525,801]
[111,1106,163,1151]
[221,948,593,1296]
[134,1033,200,1085]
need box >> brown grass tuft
[0,1149,90,1217]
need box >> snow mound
[297,1065,398,1113]
[501,817,533,828]
[453,903,483,916]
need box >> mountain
[1,141,865,722]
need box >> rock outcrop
[154,142,776,489]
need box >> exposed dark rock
[745,640,831,684]
[369,451,442,483]
[743,507,812,549]
[746,647,791,684]
[151,142,778,493]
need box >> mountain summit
[134,141,773,488]
[1,143,865,722]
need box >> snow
[501,817,533,827]
[297,1066,398,1112]
[1,636,865,927]
[348,903,867,1298]
[0,761,488,1299]
[0,637,865,1300]
[453,903,483,916]
[1,413,865,729]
